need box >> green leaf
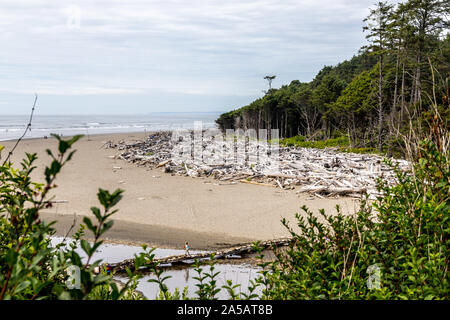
[58,140,70,154]
[90,207,103,222]
[80,239,92,256]
[82,216,96,233]
[13,280,31,295]
[101,220,114,234]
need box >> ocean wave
[0,114,219,141]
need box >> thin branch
[2,94,38,166]
[61,213,78,244]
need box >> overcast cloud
[0,0,378,114]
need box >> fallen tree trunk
[239,179,276,187]
[107,237,292,273]
[299,185,368,195]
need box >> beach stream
[51,237,262,299]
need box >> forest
[216,0,449,156]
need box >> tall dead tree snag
[264,75,276,91]
[263,75,277,139]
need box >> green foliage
[261,139,449,299]
[329,65,379,147]
[0,135,138,300]
[134,245,179,300]
[281,135,350,149]
[88,276,145,300]
[362,1,394,57]
[135,250,263,300]
[193,255,221,300]
[331,67,378,118]
[339,147,379,155]
[156,286,189,300]
[280,135,382,155]
[311,74,346,109]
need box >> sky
[0,0,379,115]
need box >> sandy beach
[1,133,359,250]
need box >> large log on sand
[299,185,368,195]
[107,238,292,273]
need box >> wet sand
[1,133,359,250]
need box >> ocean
[0,113,220,141]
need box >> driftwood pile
[105,131,409,199]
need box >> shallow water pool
[115,263,263,300]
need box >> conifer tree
[363,1,394,152]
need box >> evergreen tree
[362,1,394,152]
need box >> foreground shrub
[261,139,449,299]
[0,134,138,300]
